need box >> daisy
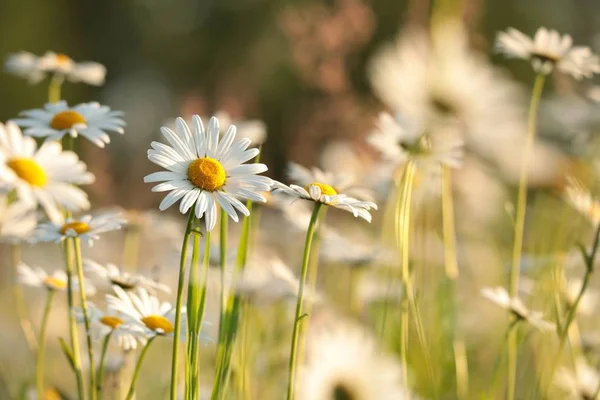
[13,101,126,148]
[0,121,94,222]
[17,262,96,294]
[481,286,554,331]
[496,27,600,79]
[144,116,272,231]
[5,51,106,86]
[563,279,598,316]
[32,211,125,247]
[297,323,405,400]
[563,177,600,224]
[0,196,36,243]
[554,359,600,399]
[320,230,395,267]
[84,259,171,293]
[272,181,377,222]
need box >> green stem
[10,244,38,354]
[126,336,157,400]
[508,73,545,400]
[96,331,113,397]
[170,212,196,400]
[48,75,63,104]
[36,290,56,399]
[73,238,96,400]
[186,217,201,400]
[218,213,228,341]
[286,202,323,400]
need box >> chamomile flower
[297,323,405,400]
[0,121,94,221]
[5,51,106,85]
[272,181,377,222]
[0,196,36,243]
[144,116,272,231]
[564,177,600,224]
[555,359,600,399]
[481,286,554,331]
[17,262,96,294]
[84,259,170,293]
[33,211,125,247]
[496,27,600,78]
[13,101,126,148]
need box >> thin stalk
[48,75,64,104]
[73,238,96,400]
[186,217,201,400]
[286,203,323,400]
[10,244,38,353]
[126,336,157,400]
[219,213,229,340]
[96,331,113,398]
[508,73,545,400]
[170,212,196,400]
[36,290,56,399]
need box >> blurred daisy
[555,359,600,399]
[18,262,96,294]
[297,323,405,400]
[564,177,600,224]
[496,27,600,79]
[13,101,126,148]
[0,121,94,221]
[5,51,106,86]
[33,211,125,247]
[84,259,170,293]
[272,181,377,222]
[481,286,554,331]
[563,279,598,316]
[144,116,272,231]
[0,196,36,243]
[321,230,395,267]
[76,302,147,350]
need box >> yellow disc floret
[50,110,86,130]
[7,158,48,187]
[141,315,174,334]
[55,53,72,65]
[306,182,337,196]
[100,316,124,329]
[43,276,67,290]
[60,221,91,235]
[187,157,226,191]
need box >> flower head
[84,259,170,293]
[0,196,36,243]
[481,286,554,331]
[496,27,600,78]
[13,101,126,148]
[144,116,272,231]
[17,262,96,294]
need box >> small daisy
[555,359,600,399]
[0,121,94,221]
[321,230,395,267]
[481,286,554,331]
[84,259,171,293]
[144,116,272,231]
[33,211,125,247]
[76,302,147,351]
[17,262,96,294]
[297,323,405,400]
[13,101,126,148]
[564,177,600,224]
[0,196,36,243]
[5,51,106,86]
[496,27,600,78]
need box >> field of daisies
[4,1,600,400]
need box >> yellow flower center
[100,316,124,329]
[187,157,226,191]
[60,221,91,235]
[50,110,87,130]
[7,158,48,187]
[141,315,174,334]
[43,387,62,400]
[55,53,72,65]
[305,182,337,196]
[43,276,67,290]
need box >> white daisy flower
[84,259,171,293]
[0,196,36,243]
[297,323,405,400]
[0,121,94,221]
[32,211,125,247]
[5,51,106,86]
[17,262,96,294]
[75,302,147,351]
[564,177,600,224]
[496,27,600,79]
[272,181,377,223]
[144,116,272,231]
[555,359,600,399]
[321,230,395,267]
[13,101,126,148]
[481,286,554,331]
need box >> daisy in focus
[0,196,36,242]
[144,116,272,231]
[0,121,94,221]
[496,27,600,79]
[84,259,171,293]
[18,263,96,294]
[32,211,125,247]
[481,286,554,331]
[13,101,126,148]
[5,51,106,86]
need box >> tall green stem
[96,332,113,398]
[48,75,63,104]
[286,202,322,400]
[218,213,228,341]
[170,212,196,400]
[186,217,201,400]
[36,290,56,399]
[126,336,157,400]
